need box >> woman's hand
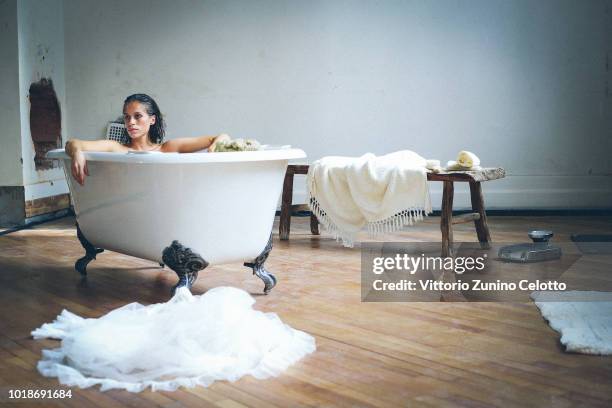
[71,150,89,186]
[208,133,230,152]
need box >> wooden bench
[279,165,505,256]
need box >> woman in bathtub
[65,93,230,185]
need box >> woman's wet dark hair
[123,94,166,144]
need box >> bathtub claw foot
[162,240,209,294]
[244,234,277,294]
[75,222,104,276]
[253,267,277,294]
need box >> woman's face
[123,101,156,141]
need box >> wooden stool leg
[469,181,491,249]
[441,181,454,257]
[279,169,295,240]
[310,213,320,235]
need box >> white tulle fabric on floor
[32,287,316,392]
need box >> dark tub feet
[75,232,273,295]
[162,240,209,294]
[75,222,104,276]
[244,234,277,294]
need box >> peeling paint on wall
[29,78,61,170]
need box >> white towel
[307,151,432,247]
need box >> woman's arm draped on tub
[65,139,126,186]
[65,93,231,185]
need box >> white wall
[63,0,612,209]
[18,0,69,201]
[0,0,24,186]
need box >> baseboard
[276,209,612,217]
[0,208,73,236]
[25,193,71,218]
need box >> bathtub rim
[46,148,306,164]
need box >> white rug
[531,291,612,355]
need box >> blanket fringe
[309,196,428,248]
[309,197,353,246]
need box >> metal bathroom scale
[498,230,562,263]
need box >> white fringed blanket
[307,150,432,247]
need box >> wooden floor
[1,215,612,407]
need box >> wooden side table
[279,165,505,257]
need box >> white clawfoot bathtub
[47,147,306,294]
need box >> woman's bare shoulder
[159,140,176,153]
